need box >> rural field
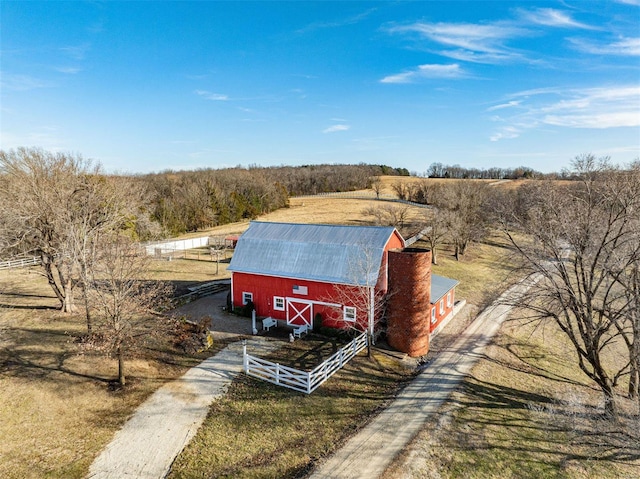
[386,307,640,479]
[1,177,638,478]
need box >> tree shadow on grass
[447,375,640,468]
[0,326,111,384]
[0,303,58,310]
[1,291,58,299]
[1,346,111,384]
[488,337,587,388]
[290,337,339,370]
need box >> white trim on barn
[273,296,285,311]
[242,291,253,305]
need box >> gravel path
[171,290,252,340]
[307,275,540,479]
[87,337,280,479]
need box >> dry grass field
[385,310,640,479]
[0,268,224,479]
[167,343,415,479]
[0,185,423,478]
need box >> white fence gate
[243,332,368,394]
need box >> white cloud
[490,85,640,140]
[0,125,65,151]
[490,126,521,142]
[381,63,465,83]
[59,43,91,61]
[195,90,229,101]
[543,112,639,128]
[1,74,54,91]
[538,86,640,128]
[323,124,350,134]
[55,66,82,74]
[487,100,522,111]
[387,21,526,64]
[569,36,640,56]
[297,8,377,33]
[518,8,594,29]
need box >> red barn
[228,221,458,357]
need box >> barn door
[287,299,312,327]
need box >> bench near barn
[261,317,307,338]
[262,317,277,331]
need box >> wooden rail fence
[243,332,368,394]
[0,256,41,270]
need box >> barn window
[439,299,444,315]
[344,306,356,322]
[431,306,436,324]
[242,292,253,305]
[446,292,452,308]
[273,296,285,311]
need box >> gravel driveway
[171,290,253,340]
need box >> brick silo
[387,248,432,357]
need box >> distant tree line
[425,162,540,179]
[143,164,408,235]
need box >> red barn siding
[231,272,378,331]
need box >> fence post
[251,310,257,335]
[276,363,280,384]
[307,371,312,394]
[242,340,247,372]
[339,349,343,368]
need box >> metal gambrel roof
[228,221,403,286]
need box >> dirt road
[308,276,539,479]
[87,337,279,479]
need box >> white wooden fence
[243,332,368,394]
[142,236,212,256]
[0,256,41,270]
[295,191,431,209]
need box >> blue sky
[1,1,639,174]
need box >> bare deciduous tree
[1,148,103,312]
[370,176,383,199]
[422,210,451,265]
[87,235,172,386]
[328,243,389,357]
[391,181,410,201]
[0,148,141,319]
[499,155,640,416]
[432,180,489,260]
[362,204,412,230]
